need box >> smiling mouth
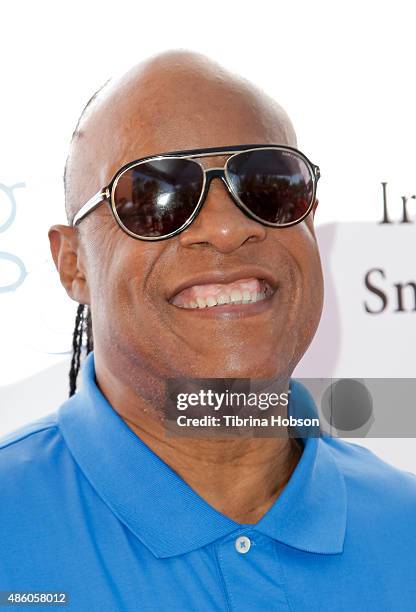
[170,277,276,310]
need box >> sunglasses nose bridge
[203,167,230,194]
[204,167,226,180]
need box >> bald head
[64,49,297,223]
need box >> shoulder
[0,412,59,444]
[324,436,416,518]
[0,413,68,502]
[0,412,61,457]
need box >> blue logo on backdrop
[0,182,27,293]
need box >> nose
[178,172,267,254]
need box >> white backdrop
[0,1,415,470]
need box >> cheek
[288,222,324,349]
[82,228,165,350]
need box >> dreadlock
[69,304,93,397]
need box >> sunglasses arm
[71,188,110,226]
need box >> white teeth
[230,289,243,303]
[177,283,274,309]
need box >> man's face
[61,56,324,386]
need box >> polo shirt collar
[58,352,347,558]
[256,431,347,554]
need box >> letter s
[364,268,388,314]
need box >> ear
[48,225,90,305]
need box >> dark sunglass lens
[226,149,314,225]
[113,159,204,237]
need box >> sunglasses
[71,144,320,241]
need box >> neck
[128,418,303,523]
[95,359,303,524]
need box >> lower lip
[169,292,276,319]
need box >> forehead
[70,62,294,208]
[99,111,288,185]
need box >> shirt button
[235,535,251,554]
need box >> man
[0,50,415,611]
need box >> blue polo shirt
[1,353,415,611]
